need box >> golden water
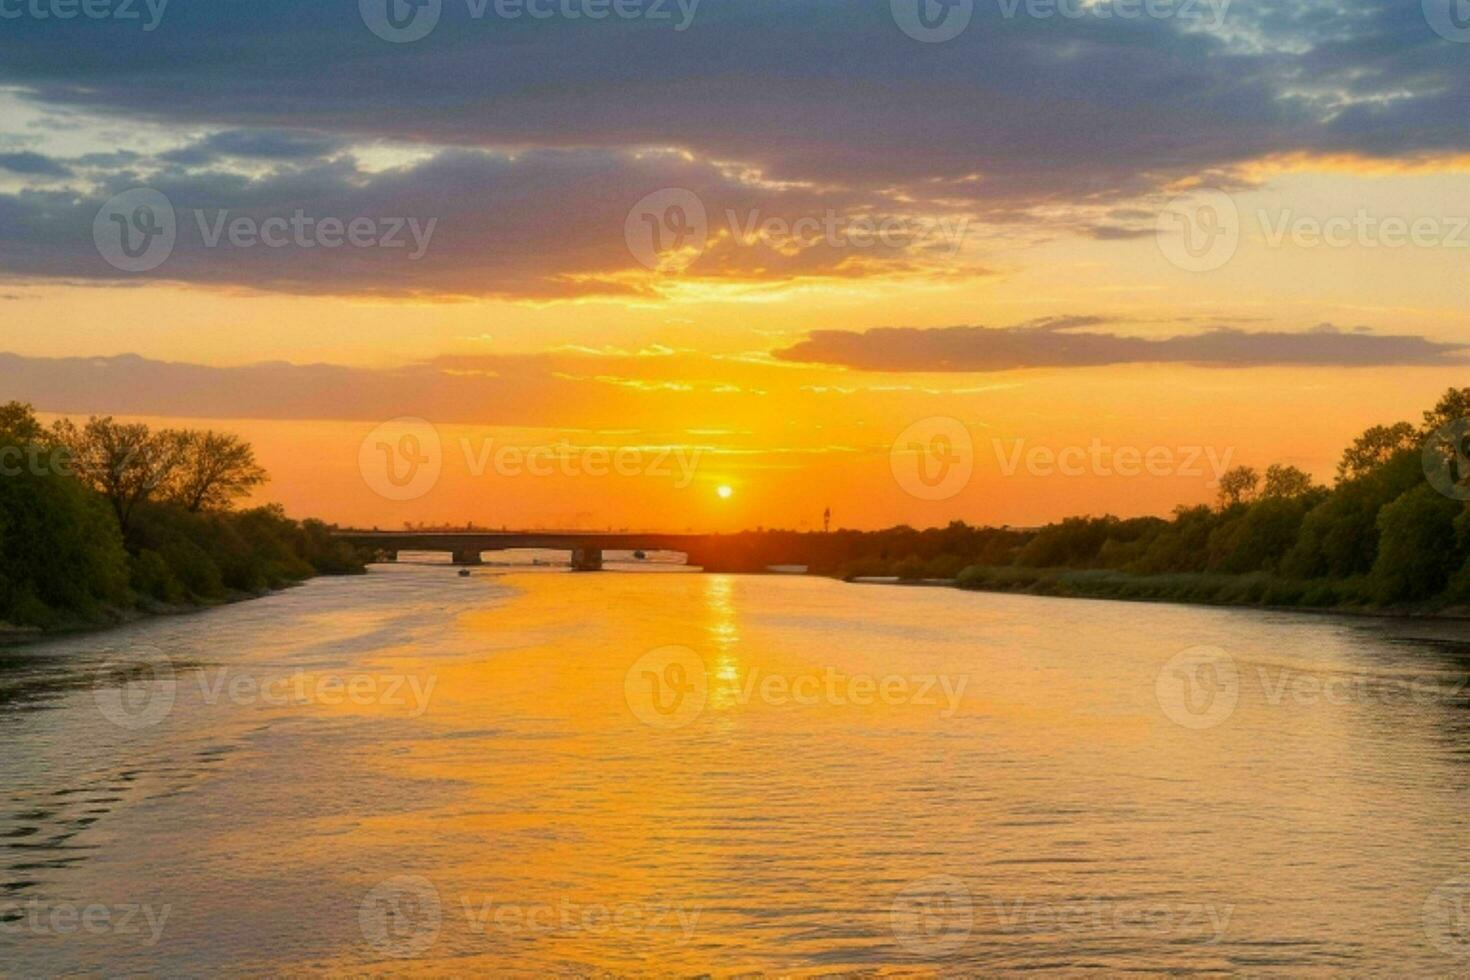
[3,563,1469,974]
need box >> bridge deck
[334,531,715,552]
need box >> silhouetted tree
[168,431,268,512]
[53,416,189,534]
[1216,466,1259,509]
[0,401,47,445]
[1421,387,1470,436]
[1337,422,1416,482]
[1261,464,1316,500]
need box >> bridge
[333,530,764,572]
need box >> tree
[1370,484,1465,603]
[1015,515,1122,568]
[168,430,267,512]
[1421,387,1470,436]
[53,417,189,534]
[1215,466,1259,509]
[1210,495,1316,574]
[1337,422,1417,482]
[1261,464,1316,500]
[1282,449,1423,580]
[1419,388,1470,500]
[0,401,47,445]
[0,404,129,625]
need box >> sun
[716,485,734,499]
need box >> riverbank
[0,571,365,646]
[849,565,1470,620]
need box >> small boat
[633,550,647,560]
[458,568,472,577]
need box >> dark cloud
[160,129,346,166]
[1085,224,1154,241]
[772,321,1469,371]
[0,0,1463,212]
[71,150,143,168]
[0,148,976,299]
[0,151,71,177]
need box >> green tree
[1210,495,1317,574]
[1129,505,1217,574]
[1370,484,1465,603]
[0,403,129,626]
[1282,449,1422,579]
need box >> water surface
[3,564,1469,974]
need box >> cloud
[0,151,71,177]
[0,0,1464,213]
[0,351,649,426]
[0,347,823,428]
[0,346,995,431]
[159,129,347,166]
[0,147,980,299]
[1085,224,1155,241]
[0,1,1466,304]
[772,321,1469,371]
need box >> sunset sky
[1,0,1467,530]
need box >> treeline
[0,402,363,631]
[952,388,1470,608]
[708,388,1469,611]
[687,522,1031,577]
[846,388,1470,610]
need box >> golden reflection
[703,574,743,713]
[47,567,1461,976]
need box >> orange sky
[4,23,1469,532]
[30,357,1462,532]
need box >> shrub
[1371,484,1465,604]
[130,549,184,604]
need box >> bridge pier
[570,547,603,572]
[338,532,756,573]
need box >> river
[3,562,1469,974]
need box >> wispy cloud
[773,320,1469,371]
